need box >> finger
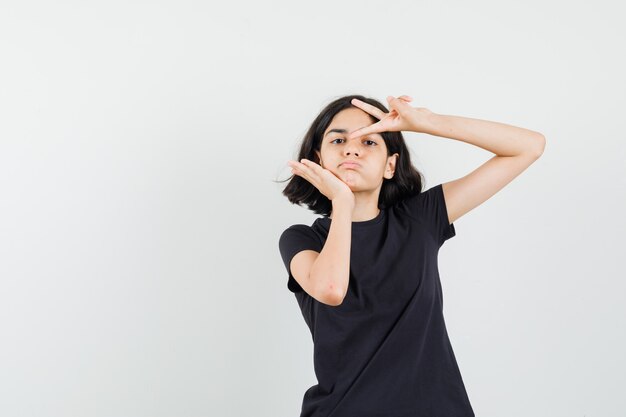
[388,95,412,105]
[288,160,301,175]
[346,120,384,140]
[300,158,317,167]
[299,158,322,175]
[350,98,387,120]
[289,160,316,182]
[288,159,314,172]
[387,95,413,115]
[387,95,410,104]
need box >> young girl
[278,94,545,417]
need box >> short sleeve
[278,225,323,293]
[403,183,456,246]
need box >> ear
[384,153,399,179]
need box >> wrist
[409,108,440,135]
[332,195,355,210]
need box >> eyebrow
[324,127,369,137]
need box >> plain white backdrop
[1,1,624,416]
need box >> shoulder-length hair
[278,94,425,216]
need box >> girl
[278,94,545,417]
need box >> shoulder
[279,224,323,252]
[389,187,429,221]
[399,184,456,245]
[279,223,315,239]
[394,185,442,210]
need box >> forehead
[324,108,381,138]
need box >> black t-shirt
[278,184,474,417]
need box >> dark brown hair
[276,94,425,216]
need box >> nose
[344,139,360,156]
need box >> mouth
[340,162,361,169]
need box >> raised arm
[347,96,546,224]
[422,112,545,224]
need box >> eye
[330,138,377,146]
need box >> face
[315,107,398,192]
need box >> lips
[340,161,361,168]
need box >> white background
[1,1,624,416]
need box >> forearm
[420,113,545,157]
[309,199,352,305]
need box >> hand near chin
[287,158,355,206]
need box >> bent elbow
[321,287,346,307]
[532,134,546,157]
